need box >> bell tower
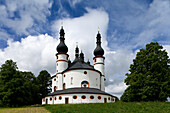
[54,26,69,91]
[93,32,105,91]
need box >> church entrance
[46,98,48,104]
[65,97,69,104]
[104,98,107,103]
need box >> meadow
[0,102,170,113]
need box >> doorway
[46,98,48,104]
[104,98,107,103]
[65,98,69,104]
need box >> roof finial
[87,57,90,65]
[61,21,63,29]
[76,42,78,47]
[98,26,100,33]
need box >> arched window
[71,77,73,85]
[63,83,66,90]
[81,81,89,88]
[54,86,57,92]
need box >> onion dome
[94,32,104,56]
[87,59,90,65]
[73,44,79,62]
[68,58,71,67]
[57,26,68,53]
[80,51,84,62]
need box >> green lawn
[0,102,169,113]
[44,102,170,113]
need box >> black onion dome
[94,32,104,56]
[80,51,84,62]
[57,27,68,53]
[73,44,79,62]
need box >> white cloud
[1,7,169,98]
[133,0,170,48]
[52,8,109,62]
[105,82,127,98]
[0,34,57,76]
[0,8,136,98]
[0,0,52,35]
[163,45,170,57]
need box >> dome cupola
[57,26,68,53]
[94,32,104,56]
[80,51,84,62]
[73,44,79,62]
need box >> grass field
[44,102,170,113]
[0,102,170,113]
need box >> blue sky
[0,0,170,98]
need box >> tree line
[0,60,52,107]
[121,42,170,102]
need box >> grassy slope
[0,107,50,113]
[44,102,170,113]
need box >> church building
[42,27,116,104]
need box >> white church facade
[42,27,116,104]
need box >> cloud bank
[0,0,170,98]
[0,9,134,98]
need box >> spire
[94,31,104,56]
[73,43,79,62]
[87,59,90,65]
[68,58,71,67]
[57,26,68,53]
[80,51,84,62]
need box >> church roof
[47,88,115,97]
[62,60,101,74]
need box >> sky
[0,0,170,98]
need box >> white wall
[42,93,115,104]
[94,57,105,91]
[63,69,101,89]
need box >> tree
[37,70,52,104]
[121,42,170,102]
[0,60,40,107]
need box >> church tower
[55,26,69,91]
[93,32,105,91]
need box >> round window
[73,95,77,99]
[98,96,101,100]
[59,96,62,100]
[84,71,87,74]
[50,97,52,101]
[90,95,94,99]
[81,95,86,99]
[54,97,57,100]
[108,97,110,100]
